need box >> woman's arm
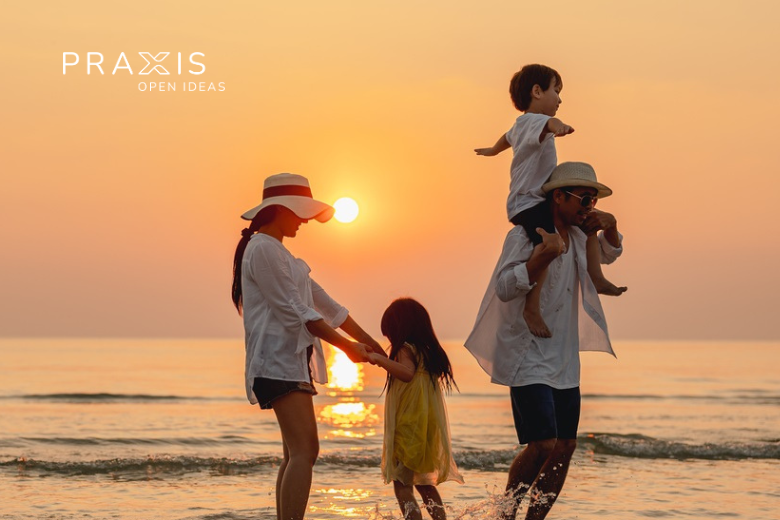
[368,346,415,383]
[339,315,387,357]
[305,319,370,363]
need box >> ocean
[1,339,778,519]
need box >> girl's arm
[368,346,416,383]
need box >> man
[465,162,623,520]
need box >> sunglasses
[564,190,597,208]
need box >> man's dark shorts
[510,384,581,444]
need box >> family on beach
[231,64,626,520]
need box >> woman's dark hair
[380,298,457,393]
[509,64,562,112]
[231,205,280,314]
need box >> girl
[232,172,385,520]
[368,298,463,520]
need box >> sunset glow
[326,347,363,391]
[333,197,359,223]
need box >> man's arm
[582,209,623,263]
[474,133,511,156]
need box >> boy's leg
[394,480,423,520]
[415,485,446,520]
[523,262,551,338]
[585,234,626,296]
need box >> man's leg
[524,439,577,520]
[500,439,557,520]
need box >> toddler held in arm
[475,64,626,338]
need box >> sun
[333,197,359,223]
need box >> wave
[3,393,234,402]
[581,433,780,460]
[3,434,777,477]
[13,435,255,447]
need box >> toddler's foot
[524,308,552,338]
[593,277,627,296]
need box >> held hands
[344,342,371,363]
[547,118,575,137]
[474,147,499,156]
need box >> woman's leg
[393,480,423,520]
[415,485,446,520]
[275,440,290,519]
[272,391,320,520]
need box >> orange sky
[1,1,778,340]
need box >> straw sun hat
[542,161,613,198]
[241,173,334,222]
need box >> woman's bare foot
[593,277,627,296]
[524,308,552,337]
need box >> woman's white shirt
[241,233,348,404]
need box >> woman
[232,172,385,520]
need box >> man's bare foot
[593,277,627,296]
[524,308,552,337]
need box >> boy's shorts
[510,384,581,444]
[510,201,555,246]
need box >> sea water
[1,339,778,519]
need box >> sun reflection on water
[320,345,380,440]
[326,347,364,392]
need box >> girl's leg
[415,485,446,520]
[585,234,626,296]
[272,391,320,520]
[393,480,423,520]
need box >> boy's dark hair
[380,298,457,393]
[509,64,562,112]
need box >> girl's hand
[366,353,382,366]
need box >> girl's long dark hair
[380,298,457,393]
[231,205,279,314]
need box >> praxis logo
[62,52,225,92]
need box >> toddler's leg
[524,247,552,337]
[586,234,627,296]
[415,485,446,520]
[394,481,423,520]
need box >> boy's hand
[547,118,575,137]
[474,147,498,156]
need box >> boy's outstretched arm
[541,118,575,141]
[475,133,510,156]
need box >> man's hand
[581,209,617,235]
[547,118,575,137]
[582,209,621,248]
[536,228,566,257]
[474,147,499,156]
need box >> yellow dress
[381,343,464,486]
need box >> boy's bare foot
[524,308,552,337]
[593,278,627,296]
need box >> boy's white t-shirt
[505,112,557,220]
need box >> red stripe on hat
[263,185,313,199]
